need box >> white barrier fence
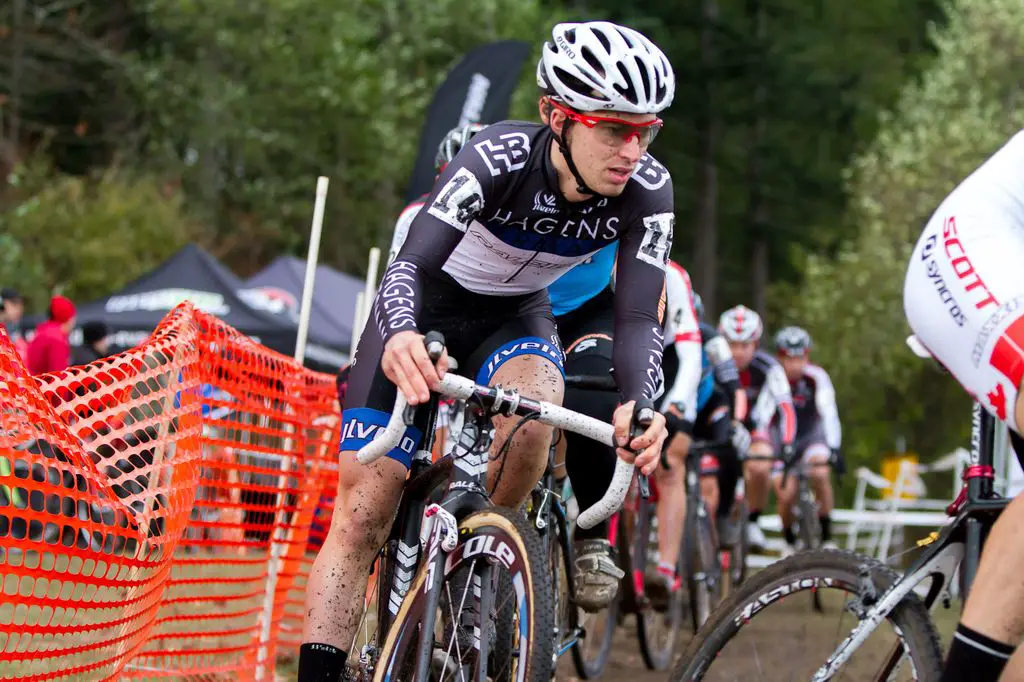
[748,431,1024,569]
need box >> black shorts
[769,420,831,473]
[556,287,618,423]
[341,275,564,469]
[556,286,675,416]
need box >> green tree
[128,0,551,274]
[779,0,1024,473]
[0,155,199,308]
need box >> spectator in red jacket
[27,295,77,374]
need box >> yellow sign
[881,453,921,500]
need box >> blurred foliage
[776,0,1024,482]
[0,154,199,309]
[5,0,1020,491]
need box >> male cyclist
[717,305,796,550]
[772,326,842,555]
[690,294,748,541]
[300,21,676,681]
[549,251,702,611]
[904,130,1024,682]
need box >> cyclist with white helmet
[773,326,843,554]
[718,305,796,550]
[300,21,677,681]
[387,123,489,266]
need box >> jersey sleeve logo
[631,154,670,191]
[637,212,674,270]
[427,167,484,232]
[474,132,531,177]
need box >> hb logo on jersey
[475,133,531,177]
[632,154,671,191]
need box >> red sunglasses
[547,98,664,147]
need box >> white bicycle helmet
[718,305,763,343]
[537,21,675,114]
[775,326,812,357]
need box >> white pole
[294,176,330,365]
[360,247,381,337]
[256,175,329,680]
[351,291,366,351]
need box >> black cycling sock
[783,526,797,545]
[940,623,1014,682]
[298,643,347,682]
[748,510,761,524]
[819,515,832,543]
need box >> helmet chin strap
[554,121,604,198]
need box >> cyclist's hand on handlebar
[612,401,668,476]
[382,330,449,405]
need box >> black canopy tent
[240,255,364,353]
[69,244,347,370]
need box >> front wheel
[797,494,823,611]
[683,494,721,631]
[372,507,554,682]
[671,549,943,681]
[728,497,748,589]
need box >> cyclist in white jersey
[772,326,842,555]
[300,21,677,682]
[904,129,1024,682]
[646,260,704,602]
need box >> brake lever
[637,473,651,499]
[630,398,655,499]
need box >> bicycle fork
[414,410,497,682]
[809,541,964,681]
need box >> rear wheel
[632,495,683,671]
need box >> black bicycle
[682,439,731,631]
[671,396,1008,681]
[350,334,645,682]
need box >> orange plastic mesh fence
[0,303,341,681]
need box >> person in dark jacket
[71,320,111,365]
[0,288,28,364]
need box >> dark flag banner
[403,40,532,203]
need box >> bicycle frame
[810,402,1010,681]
